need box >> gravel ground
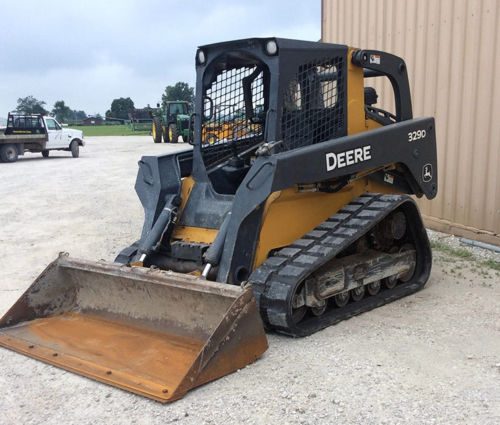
[427,230,500,263]
[0,136,499,425]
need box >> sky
[0,0,320,116]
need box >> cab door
[45,118,64,148]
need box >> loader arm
[217,117,437,283]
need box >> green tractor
[151,101,191,143]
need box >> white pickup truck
[0,113,84,163]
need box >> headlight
[265,40,278,55]
[197,50,206,64]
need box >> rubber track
[249,193,428,337]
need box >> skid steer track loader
[0,38,437,402]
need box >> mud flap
[0,254,268,402]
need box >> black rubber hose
[145,253,218,279]
[134,206,175,261]
[203,212,232,265]
[145,254,198,273]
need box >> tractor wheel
[168,124,179,143]
[182,132,190,144]
[152,118,163,143]
[0,144,18,163]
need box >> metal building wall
[322,0,500,245]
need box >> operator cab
[193,38,348,195]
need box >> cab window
[45,119,60,130]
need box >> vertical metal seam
[453,0,471,226]
[484,0,500,230]
[467,0,484,227]
[441,1,457,221]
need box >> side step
[0,254,268,402]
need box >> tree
[15,96,48,115]
[161,82,194,106]
[109,97,135,119]
[50,101,87,123]
[72,110,87,122]
[52,100,72,123]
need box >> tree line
[13,82,195,123]
[14,96,87,123]
[106,82,194,119]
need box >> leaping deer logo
[423,164,433,182]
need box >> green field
[71,125,151,137]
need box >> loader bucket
[0,254,268,402]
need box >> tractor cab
[166,101,190,120]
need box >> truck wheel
[0,144,18,163]
[42,150,50,158]
[70,140,80,158]
[168,124,179,143]
[152,117,162,143]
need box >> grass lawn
[71,125,151,137]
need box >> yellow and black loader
[0,38,437,402]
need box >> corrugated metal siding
[322,0,500,245]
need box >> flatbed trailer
[0,133,48,162]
